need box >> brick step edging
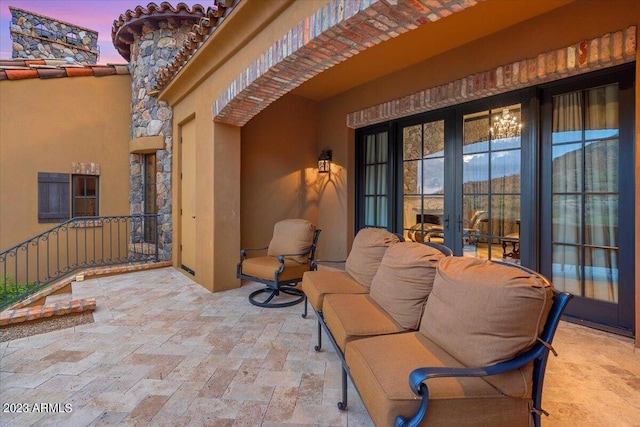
[0,298,97,327]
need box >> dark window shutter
[38,173,70,223]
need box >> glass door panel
[551,84,620,303]
[402,120,445,243]
[462,105,522,261]
[363,132,389,228]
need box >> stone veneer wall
[128,22,190,261]
[347,27,637,128]
[10,7,98,64]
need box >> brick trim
[213,0,478,127]
[347,26,637,129]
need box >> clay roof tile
[4,69,39,80]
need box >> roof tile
[0,59,130,81]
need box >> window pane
[585,140,618,192]
[365,197,375,226]
[376,164,387,193]
[403,125,422,160]
[463,112,489,154]
[553,143,583,193]
[463,153,489,188]
[404,159,420,195]
[365,136,376,164]
[491,195,520,238]
[491,150,521,193]
[552,244,581,295]
[419,158,444,195]
[585,84,619,140]
[377,196,388,227]
[423,120,445,155]
[553,195,581,244]
[585,194,618,247]
[490,107,522,149]
[584,247,618,302]
[365,165,376,194]
[552,91,583,144]
[376,133,388,162]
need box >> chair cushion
[300,270,367,312]
[419,257,553,397]
[323,294,405,352]
[369,242,446,330]
[240,256,311,283]
[345,332,532,427]
[345,228,401,288]
[267,219,316,264]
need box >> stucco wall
[0,75,132,250]
[241,94,320,249]
[165,0,325,291]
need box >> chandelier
[491,108,522,139]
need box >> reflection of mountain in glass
[417,137,521,194]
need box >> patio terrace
[1,267,639,426]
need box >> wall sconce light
[318,149,332,173]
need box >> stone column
[128,24,190,260]
[113,5,204,261]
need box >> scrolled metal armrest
[407,344,544,395]
[239,246,268,260]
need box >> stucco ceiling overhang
[291,0,575,101]
[212,0,575,127]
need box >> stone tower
[112,3,208,261]
[9,6,99,64]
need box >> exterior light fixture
[318,149,332,173]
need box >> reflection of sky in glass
[552,129,618,144]
[417,157,444,194]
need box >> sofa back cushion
[267,219,316,264]
[345,228,401,288]
[419,257,553,397]
[369,242,446,330]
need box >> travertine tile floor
[0,267,638,426]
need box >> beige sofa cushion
[323,294,405,352]
[369,242,446,330]
[267,219,316,264]
[345,332,532,427]
[345,228,401,288]
[301,270,367,312]
[419,257,553,397]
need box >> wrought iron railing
[0,214,159,310]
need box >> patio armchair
[237,219,320,308]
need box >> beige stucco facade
[158,0,639,345]
[3,0,635,344]
[0,74,132,251]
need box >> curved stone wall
[128,21,191,261]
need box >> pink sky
[0,0,208,64]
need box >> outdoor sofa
[303,238,571,427]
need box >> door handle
[443,214,450,232]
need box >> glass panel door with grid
[461,105,522,261]
[551,84,620,302]
[363,131,389,229]
[402,120,445,243]
[542,66,635,335]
